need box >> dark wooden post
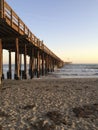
[0,0,4,18]
[24,44,27,79]
[51,58,54,72]
[48,56,51,72]
[45,54,48,74]
[14,38,20,79]
[31,48,35,78]
[49,57,52,72]
[0,39,2,84]
[52,59,55,72]
[51,59,54,72]
[19,54,22,78]
[34,58,36,76]
[45,55,47,74]
[29,48,34,78]
[42,52,44,76]
[29,56,31,78]
[47,55,49,72]
[37,50,40,78]
[2,49,4,79]
[9,50,11,75]
[7,50,12,79]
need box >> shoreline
[0,78,98,130]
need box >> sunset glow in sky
[5,0,98,63]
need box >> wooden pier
[0,0,64,83]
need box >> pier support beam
[42,52,44,76]
[49,57,52,72]
[37,50,40,78]
[0,39,2,84]
[51,58,54,72]
[23,44,27,79]
[45,55,49,74]
[2,49,4,80]
[45,55,47,74]
[7,50,12,79]
[29,48,34,79]
[50,59,55,72]
[49,56,51,72]
[19,54,22,79]
[47,55,49,72]
[14,38,20,79]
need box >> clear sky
[4,0,98,63]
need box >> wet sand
[0,78,98,130]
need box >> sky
[4,0,98,63]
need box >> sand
[0,78,98,130]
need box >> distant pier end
[0,0,64,84]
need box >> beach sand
[0,78,98,130]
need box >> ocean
[2,64,98,79]
[51,64,98,78]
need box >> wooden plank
[4,1,11,11]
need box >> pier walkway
[0,0,64,84]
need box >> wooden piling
[37,50,40,78]
[47,55,49,72]
[52,59,55,72]
[19,54,22,78]
[14,38,20,79]
[45,54,49,74]
[48,56,51,72]
[45,55,47,74]
[24,44,27,79]
[7,50,12,79]
[29,48,34,78]
[0,39,2,84]
[49,57,52,72]
[42,52,44,76]
[2,50,4,79]
[9,50,11,75]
